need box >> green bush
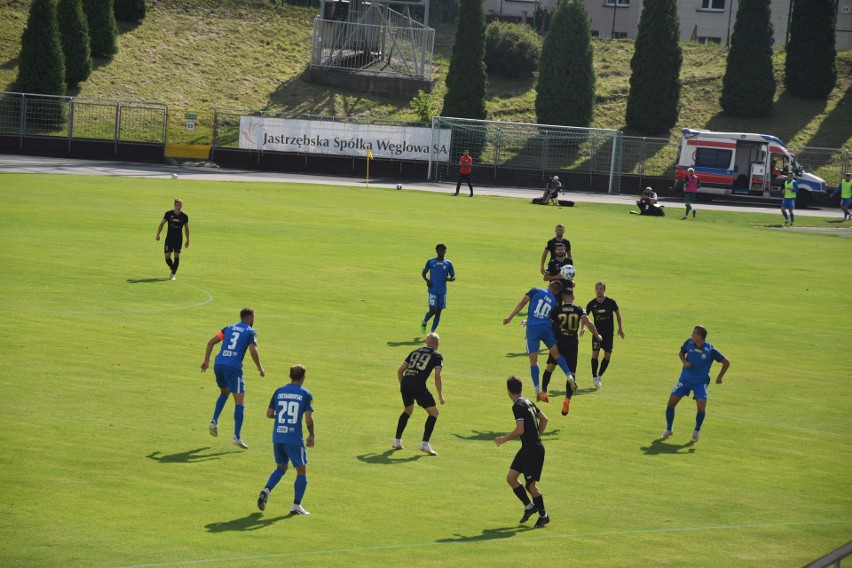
[16,0,66,97]
[58,0,92,87]
[484,21,541,79]
[442,0,487,120]
[114,0,146,22]
[720,0,776,117]
[83,0,118,57]
[784,0,837,99]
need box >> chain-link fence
[430,116,623,194]
[788,146,850,189]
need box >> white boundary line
[69,281,215,314]
[110,519,852,568]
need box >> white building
[482,0,851,51]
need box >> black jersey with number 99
[402,347,443,384]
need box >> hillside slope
[0,0,850,147]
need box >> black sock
[513,485,531,506]
[542,370,553,391]
[533,494,546,516]
[166,258,173,268]
[172,258,180,274]
[591,358,599,376]
[423,415,437,442]
[395,412,410,439]
[599,359,610,377]
[564,379,573,399]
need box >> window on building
[695,148,732,169]
[696,36,722,44]
[700,0,725,10]
[605,0,630,6]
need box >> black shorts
[592,333,614,352]
[400,378,436,409]
[510,445,545,483]
[547,335,578,373]
[164,239,182,254]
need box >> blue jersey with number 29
[214,322,257,370]
[269,383,314,444]
[525,288,557,327]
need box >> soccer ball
[396,184,403,190]
[559,264,576,280]
[171,173,178,179]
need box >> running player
[420,244,456,334]
[393,333,445,455]
[661,326,731,442]
[581,282,624,388]
[155,198,189,280]
[495,375,550,529]
[542,287,602,415]
[503,281,576,403]
[257,364,315,515]
[200,308,266,449]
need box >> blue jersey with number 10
[525,288,557,327]
[270,383,314,444]
[214,322,257,370]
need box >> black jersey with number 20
[401,346,443,384]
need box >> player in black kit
[155,198,190,280]
[495,375,550,528]
[581,282,625,388]
[392,333,445,455]
[542,288,602,415]
[542,242,575,296]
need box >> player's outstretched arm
[504,296,530,325]
[495,420,524,446]
[583,317,603,343]
[249,344,265,377]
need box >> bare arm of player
[616,310,625,338]
[539,249,548,275]
[397,362,408,383]
[266,407,275,419]
[504,295,531,325]
[582,316,603,343]
[200,334,222,372]
[537,412,549,435]
[680,350,691,369]
[155,218,166,240]
[434,367,445,405]
[249,344,265,377]
[495,419,524,446]
[715,357,731,384]
[305,411,315,447]
[183,222,189,248]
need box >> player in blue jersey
[257,364,315,515]
[420,244,456,334]
[503,281,578,403]
[661,326,731,442]
[200,308,266,449]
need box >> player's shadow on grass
[386,338,425,347]
[205,512,291,532]
[452,429,561,442]
[146,447,237,463]
[436,525,531,543]
[356,450,424,464]
[640,439,696,455]
[127,278,171,283]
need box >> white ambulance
[675,129,827,207]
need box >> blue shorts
[526,324,557,354]
[781,197,796,209]
[840,198,851,208]
[671,381,709,400]
[214,365,244,394]
[428,292,446,310]
[273,442,308,468]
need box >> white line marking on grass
[109,519,852,568]
[70,281,214,314]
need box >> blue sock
[234,404,244,438]
[790,212,794,223]
[530,365,540,390]
[431,313,441,332]
[782,212,788,221]
[212,394,228,422]
[294,474,308,504]
[556,355,572,377]
[665,407,675,430]
[423,312,433,324]
[695,411,706,431]
[265,468,285,491]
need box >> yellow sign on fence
[165,109,213,160]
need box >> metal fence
[0,91,168,146]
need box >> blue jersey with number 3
[525,288,557,327]
[214,322,257,370]
[269,384,314,444]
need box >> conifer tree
[625,0,681,134]
[83,0,118,58]
[442,0,487,120]
[720,0,776,117]
[16,0,66,96]
[535,0,594,127]
[114,0,147,22]
[785,0,837,99]
[58,0,92,86]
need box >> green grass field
[0,172,849,567]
